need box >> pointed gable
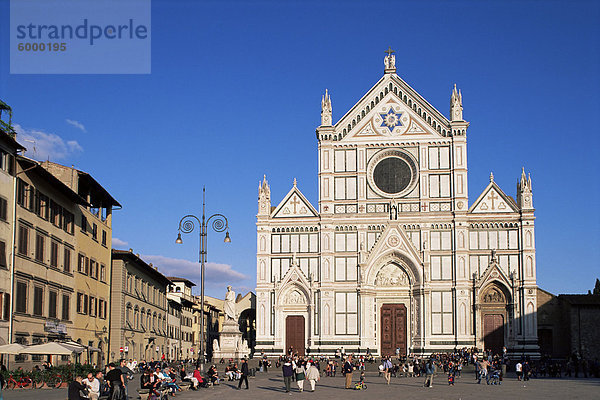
[470,178,518,214]
[334,73,452,142]
[478,251,512,290]
[364,223,422,267]
[271,182,319,218]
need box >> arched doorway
[480,284,510,354]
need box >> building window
[15,281,27,313]
[89,296,96,317]
[64,248,71,273]
[38,193,49,220]
[0,292,10,320]
[335,292,358,335]
[102,230,107,246]
[334,257,358,281]
[33,286,43,316]
[431,291,453,335]
[50,241,59,268]
[0,197,7,221]
[85,257,89,275]
[90,259,97,279]
[62,294,70,320]
[16,179,28,207]
[18,225,29,255]
[48,290,58,319]
[81,215,88,234]
[0,240,6,268]
[100,264,106,282]
[77,253,85,273]
[430,255,452,280]
[92,223,98,240]
[63,211,74,234]
[430,231,452,251]
[76,292,85,314]
[35,233,45,263]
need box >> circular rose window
[367,149,418,198]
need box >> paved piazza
[2,370,599,400]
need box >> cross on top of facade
[385,46,395,57]
[487,192,499,210]
[290,196,301,213]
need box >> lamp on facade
[175,186,230,371]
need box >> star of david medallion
[380,108,403,132]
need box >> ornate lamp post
[176,187,230,370]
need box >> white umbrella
[0,343,27,354]
[24,342,85,355]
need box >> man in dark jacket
[238,358,249,389]
[282,358,294,392]
[68,376,88,400]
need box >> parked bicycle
[5,374,34,389]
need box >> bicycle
[5,374,34,389]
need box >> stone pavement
[2,371,599,400]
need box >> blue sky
[1,0,599,298]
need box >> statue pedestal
[212,320,249,360]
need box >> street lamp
[175,187,230,371]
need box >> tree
[593,278,600,295]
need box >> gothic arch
[480,281,512,304]
[365,249,422,286]
[277,282,310,306]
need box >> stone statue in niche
[374,264,409,286]
[213,339,220,352]
[483,288,504,303]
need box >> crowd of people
[3,347,599,400]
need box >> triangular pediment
[271,184,319,218]
[334,74,451,142]
[343,95,442,141]
[477,254,512,290]
[364,223,422,266]
[278,260,311,296]
[470,181,518,214]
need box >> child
[448,363,455,386]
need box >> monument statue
[213,339,220,352]
[224,285,236,321]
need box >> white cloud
[112,237,129,248]
[65,119,86,132]
[14,124,83,161]
[142,254,248,286]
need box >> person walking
[424,360,435,388]
[295,361,306,392]
[382,356,393,385]
[306,362,320,392]
[282,358,294,393]
[237,358,249,389]
[343,355,354,389]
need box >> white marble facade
[255,52,538,357]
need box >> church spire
[384,46,396,74]
[321,89,332,126]
[517,167,534,211]
[258,175,271,216]
[450,83,463,121]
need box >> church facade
[255,52,538,357]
